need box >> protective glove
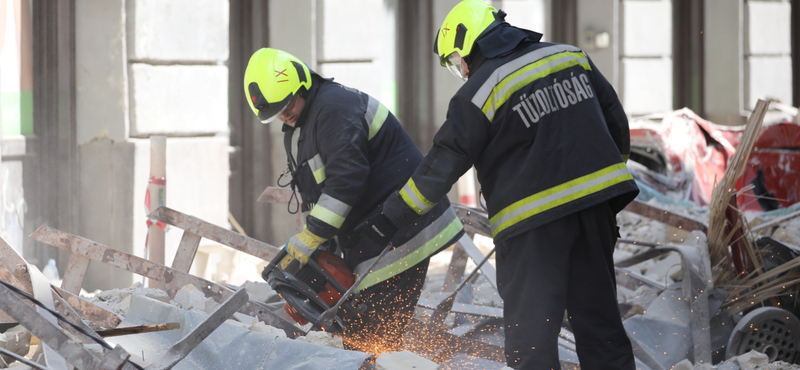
[362,212,399,247]
[284,227,327,265]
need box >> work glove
[284,227,327,266]
[362,212,399,247]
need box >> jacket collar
[468,24,543,74]
[282,71,330,132]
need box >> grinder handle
[262,248,288,282]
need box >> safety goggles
[443,52,468,82]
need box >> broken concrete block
[0,325,31,365]
[248,317,287,338]
[225,319,249,330]
[376,350,439,370]
[671,359,693,370]
[90,282,170,314]
[241,281,280,303]
[735,350,769,370]
[295,331,344,349]
[173,284,206,311]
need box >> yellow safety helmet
[434,0,502,80]
[244,48,312,124]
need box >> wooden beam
[147,207,280,262]
[61,252,90,294]
[30,225,233,303]
[171,232,202,273]
[96,323,180,338]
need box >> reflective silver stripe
[400,181,433,214]
[308,154,326,183]
[483,53,589,121]
[471,44,584,110]
[309,194,352,229]
[489,167,631,233]
[289,234,315,257]
[290,127,301,161]
[365,96,389,140]
[353,207,463,290]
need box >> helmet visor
[248,82,293,124]
[444,52,468,82]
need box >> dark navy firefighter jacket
[283,73,463,289]
[382,25,639,244]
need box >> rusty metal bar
[0,280,98,369]
[30,225,232,303]
[623,199,708,233]
[147,207,280,262]
[171,231,202,273]
[53,286,123,329]
[145,288,249,370]
[61,252,91,294]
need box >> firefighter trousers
[496,201,635,370]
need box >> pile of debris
[2,101,800,369]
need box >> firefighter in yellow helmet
[363,0,639,368]
[244,48,463,352]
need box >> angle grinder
[262,247,356,332]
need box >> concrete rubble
[2,181,800,369]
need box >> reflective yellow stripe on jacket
[489,163,633,237]
[399,178,436,215]
[471,44,591,122]
[309,194,352,229]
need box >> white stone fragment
[671,359,693,370]
[376,350,440,370]
[89,282,169,315]
[241,281,279,303]
[173,284,206,311]
[295,331,344,349]
[248,317,287,338]
[735,350,769,370]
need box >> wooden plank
[148,207,280,262]
[61,252,91,294]
[96,323,180,338]
[623,199,708,233]
[145,288,249,370]
[171,231,202,273]
[30,226,233,303]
